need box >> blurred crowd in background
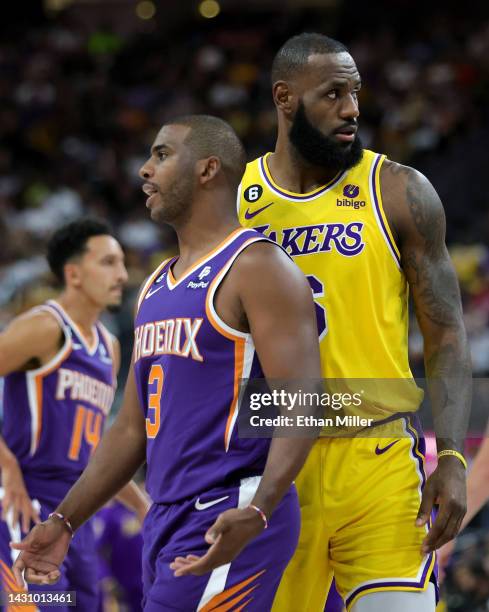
[1,1,488,609]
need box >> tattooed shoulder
[381,160,446,254]
[405,166,446,259]
[389,164,462,328]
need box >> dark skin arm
[171,241,322,576]
[111,339,151,524]
[381,160,471,554]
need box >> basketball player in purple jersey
[0,219,149,609]
[11,116,322,611]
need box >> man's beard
[151,176,194,227]
[289,101,363,171]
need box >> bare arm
[381,161,471,552]
[114,481,150,524]
[0,311,62,376]
[110,338,151,522]
[235,242,321,517]
[0,311,62,531]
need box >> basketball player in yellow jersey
[238,33,472,611]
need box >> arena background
[1,0,488,609]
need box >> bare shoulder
[379,159,446,247]
[6,307,62,340]
[0,307,63,373]
[233,240,307,285]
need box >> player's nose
[139,159,153,179]
[119,264,129,284]
[339,93,360,120]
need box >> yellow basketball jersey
[238,149,423,421]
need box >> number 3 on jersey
[306,275,328,341]
[146,364,163,438]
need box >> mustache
[332,122,358,134]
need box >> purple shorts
[142,477,300,611]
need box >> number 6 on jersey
[306,274,328,341]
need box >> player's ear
[198,156,221,186]
[64,263,82,288]
[273,81,294,118]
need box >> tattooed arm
[381,160,471,553]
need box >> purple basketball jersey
[2,300,116,502]
[134,228,273,504]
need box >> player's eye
[157,151,168,161]
[326,90,338,100]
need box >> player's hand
[1,457,40,533]
[10,518,72,588]
[169,507,265,576]
[416,455,466,554]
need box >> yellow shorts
[272,415,437,611]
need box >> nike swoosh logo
[195,495,229,511]
[375,440,400,455]
[244,202,274,220]
[145,285,165,299]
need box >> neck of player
[57,291,102,338]
[171,196,239,280]
[269,132,340,193]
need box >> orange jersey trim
[30,337,72,454]
[0,559,37,612]
[167,228,245,289]
[204,235,269,451]
[223,339,245,452]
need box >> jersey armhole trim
[25,305,73,456]
[48,300,99,355]
[27,305,73,377]
[370,153,402,269]
[205,236,273,341]
[97,322,117,388]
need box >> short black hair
[165,115,246,190]
[47,218,111,284]
[272,33,349,84]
